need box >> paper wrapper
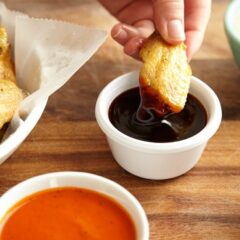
[0,3,107,140]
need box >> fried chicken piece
[0,27,16,83]
[0,27,23,130]
[139,33,192,115]
[0,80,23,129]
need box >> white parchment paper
[0,3,107,140]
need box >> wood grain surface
[1,0,240,239]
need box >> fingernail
[113,28,128,42]
[167,20,185,41]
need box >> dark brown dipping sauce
[109,87,207,143]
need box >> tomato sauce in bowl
[0,187,137,240]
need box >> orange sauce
[0,187,137,240]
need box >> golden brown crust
[139,33,192,114]
[0,27,23,130]
[0,80,23,129]
[0,27,16,83]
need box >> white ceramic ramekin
[0,172,149,240]
[95,71,222,180]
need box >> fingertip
[111,24,128,45]
[156,20,185,45]
[111,23,121,38]
[167,20,186,42]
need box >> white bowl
[0,99,48,165]
[0,172,149,240]
[95,72,222,180]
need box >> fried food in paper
[0,27,16,82]
[0,27,23,130]
[0,80,23,129]
[139,33,192,115]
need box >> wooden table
[1,0,240,239]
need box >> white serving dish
[0,172,149,240]
[95,71,222,180]
[0,99,48,165]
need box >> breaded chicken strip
[139,33,192,115]
[0,27,16,82]
[0,27,23,130]
[0,80,23,129]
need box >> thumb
[152,0,185,44]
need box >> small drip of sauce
[109,87,207,143]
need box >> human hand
[99,0,211,60]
